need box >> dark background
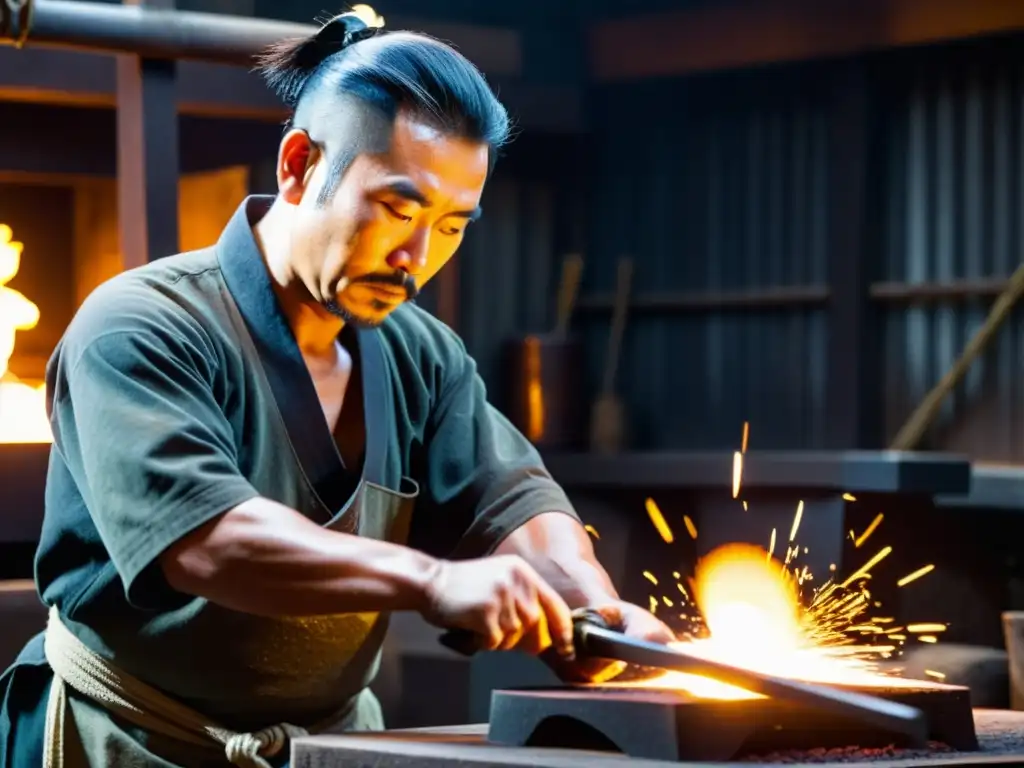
[4,1,1024,460]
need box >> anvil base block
[486,684,977,762]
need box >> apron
[5,478,419,768]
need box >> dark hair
[257,8,511,175]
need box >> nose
[386,226,429,275]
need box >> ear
[276,129,322,205]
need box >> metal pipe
[1,0,316,66]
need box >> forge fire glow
[607,425,945,701]
[0,223,51,444]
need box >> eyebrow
[377,178,482,221]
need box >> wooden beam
[0,46,580,131]
[590,0,1024,82]
[870,278,1016,302]
[0,46,284,119]
[576,285,830,313]
[116,0,179,268]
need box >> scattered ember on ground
[738,741,955,764]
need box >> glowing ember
[0,224,51,443]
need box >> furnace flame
[0,223,52,443]
[632,543,930,700]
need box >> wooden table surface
[291,710,1024,768]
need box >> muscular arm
[159,496,439,618]
[494,512,618,610]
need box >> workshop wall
[876,39,1024,462]
[579,66,833,451]
[580,34,1024,458]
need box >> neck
[254,198,344,357]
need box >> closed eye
[380,202,412,223]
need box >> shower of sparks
[789,501,804,542]
[633,423,944,700]
[854,514,884,548]
[584,524,600,539]
[742,501,748,511]
[897,564,935,586]
[645,497,674,543]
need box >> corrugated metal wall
[878,43,1024,461]
[580,72,832,450]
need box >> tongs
[440,609,928,747]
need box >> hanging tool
[589,257,633,453]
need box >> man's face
[276,108,489,327]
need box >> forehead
[374,111,489,206]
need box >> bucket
[501,334,586,451]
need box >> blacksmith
[0,8,673,767]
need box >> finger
[494,584,525,650]
[497,602,525,651]
[508,597,547,655]
[533,577,574,658]
[592,604,625,631]
[626,612,677,644]
[482,613,504,651]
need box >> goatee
[323,298,383,329]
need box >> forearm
[159,496,439,617]
[495,511,619,610]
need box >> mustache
[351,271,419,299]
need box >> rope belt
[42,606,308,768]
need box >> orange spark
[908,623,946,633]
[732,451,743,499]
[645,498,674,543]
[854,514,883,548]
[840,546,892,588]
[897,564,934,587]
[789,501,804,542]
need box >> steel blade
[578,623,928,746]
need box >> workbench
[291,710,1024,768]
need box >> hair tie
[318,4,386,50]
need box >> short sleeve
[49,321,260,606]
[408,333,579,560]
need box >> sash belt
[42,606,310,768]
